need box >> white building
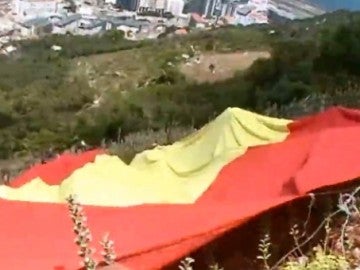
[165,0,184,16]
[138,0,150,9]
[166,13,189,27]
[0,45,17,55]
[77,5,96,17]
[0,18,16,33]
[233,5,253,25]
[12,0,59,18]
[202,0,216,18]
[154,0,165,9]
[104,0,116,4]
[231,0,269,26]
[138,0,165,11]
[249,0,268,10]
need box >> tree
[265,76,313,105]
[314,22,360,76]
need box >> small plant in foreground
[290,224,304,257]
[281,246,349,270]
[257,233,272,270]
[66,194,97,270]
[100,233,117,265]
[179,257,195,270]
[277,188,360,270]
[209,262,224,270]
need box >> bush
[1,12,360,158]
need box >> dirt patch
[180,51,270,83]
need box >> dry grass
[108,126,196,163]
[180,51,270,83]
[68,48,164,93]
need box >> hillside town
[0,0,325,49]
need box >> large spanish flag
[1,106,360,270]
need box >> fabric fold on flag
[0,108,291,206]
[1,106,360,270]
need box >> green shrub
[281,247,349,270]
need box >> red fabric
[9,149,105,188]
[1,107,360,270]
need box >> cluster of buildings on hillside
[0,0,191,46]
[187,0,268,25]
[187,0,324,25]
[268,0,324,20]
[0,0,325,50]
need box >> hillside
[0,10,360,169]
[2,10,360,270]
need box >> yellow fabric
[0,178,59,203]
[0,108,292,207]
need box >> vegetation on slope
[2,10,360,270]
[0,11,360,162]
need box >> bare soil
[180,51,270,83]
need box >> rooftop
[21,0,57,2]
[22,17,51,28]
[237,6,253,15]
[103,16,151,28]
[55,14,82,27]
[79,20,105,29]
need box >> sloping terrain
[180,51,271,83]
